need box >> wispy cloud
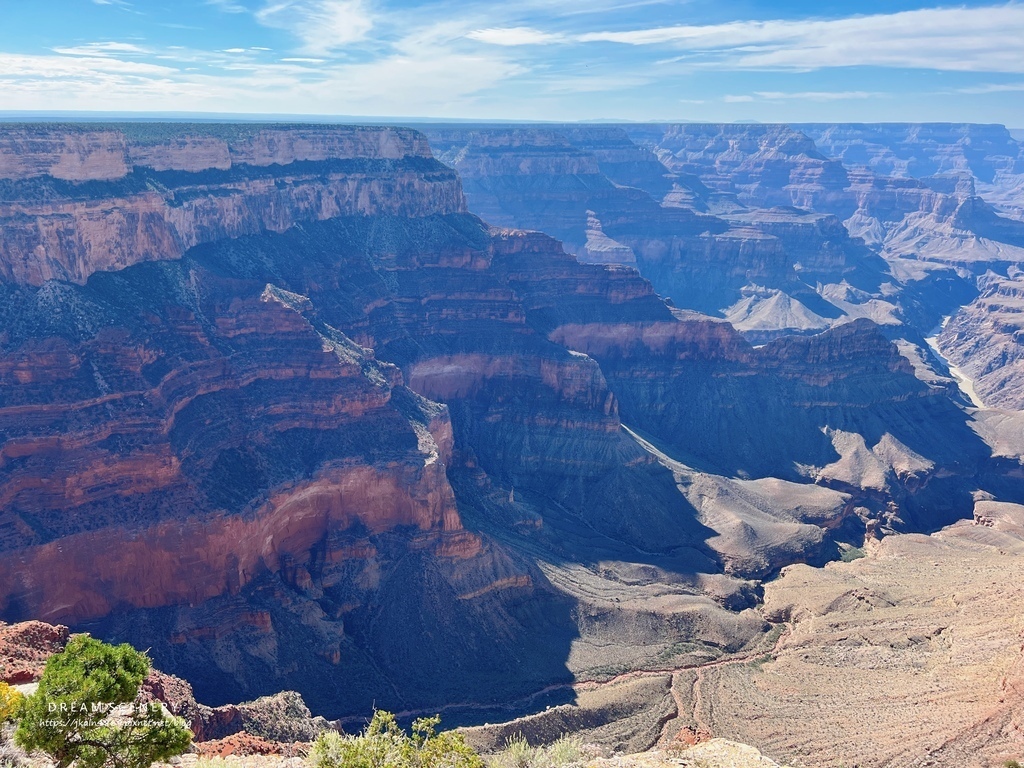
[206,0,248,11]
[0,34,523,116]
[723,90,883,103]
[0,52,178,80]
[465,27,564,46]
[52,42,151,57]
[255,0,374,55]
[8,0,1024,122]
[754,90,884,101]
[957,82,1024,94]
[574,5,1024,74]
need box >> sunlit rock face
[0,124,465,285]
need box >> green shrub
[491,735,535,768]
[840,546,867,563]
[543,735,584,768]
[308,710,482,768]
[14,635,191,768]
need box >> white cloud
[0,52,177,78]
[466,27,565,46]
[541,74,651,93]
[53,42,150,57]
[754,90,883,101]
[575,4,1024,74]
[0,40,522,117]
[958,82,1024,94]
[255,0,374,55]
[206,0,248,11]
[721,90,883,103]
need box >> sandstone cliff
[0,124,464,285]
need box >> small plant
[544,735,584,767]
[840,546,867,563]
[1004,760,1022,768]
[488,733,586,768]
[492,734,535,768]
[0,686,22,724]
[308,710,482,768]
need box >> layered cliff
[939,274,1024,409]
[0,124,464,285]
[421,125,907,339]
[1,122,1021,731]
[0,125,563,718]
[798,122,1024,218]
[627,123,1024,263]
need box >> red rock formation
[0,620,70,683]
[196,733,284,757]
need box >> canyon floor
[459,500,1024,768]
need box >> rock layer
[1,122,1023,730]
[0,124,464,285]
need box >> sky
[0,0,1023,124]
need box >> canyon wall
[0,124,464,284]
[1,122,1022,726]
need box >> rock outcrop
[690,501,1024,767]
[798,122,1024,214]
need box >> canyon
[0,120,1023,766]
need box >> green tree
[14,636,191,768]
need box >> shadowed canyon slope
[1,122,1023,744]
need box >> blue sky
[1,0,1023,124]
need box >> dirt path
[338,623,792,738]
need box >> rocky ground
[442,499,1024,768]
